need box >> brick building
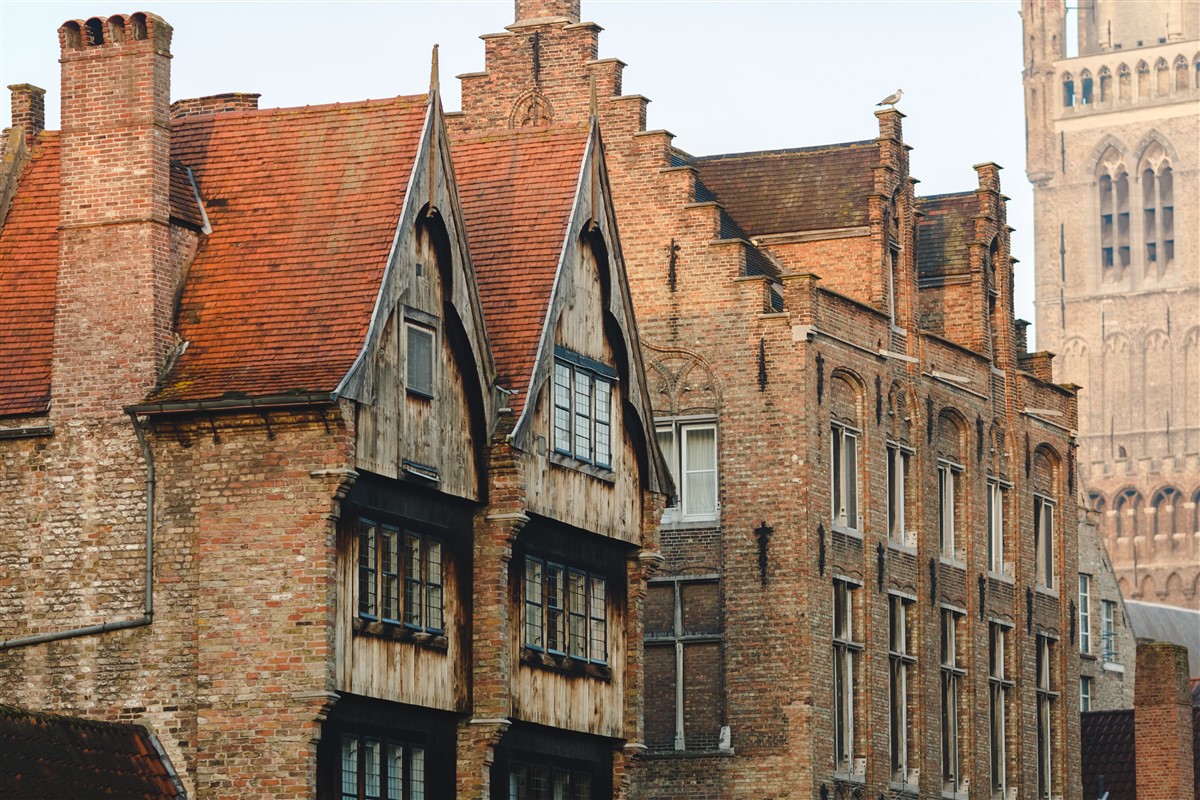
[451,2,1084,798]
[1022,0,1200,612]
[0,11,670,799]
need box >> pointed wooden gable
[454,121,671,537]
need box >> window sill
[658,513,720,532]
[643,747,735,759]
[887,539,917,555]
[832,523,863,540]
[520,647,612,681]
[887,781,919,797]
[833,771,865,784]
[939,556,967,570]
[1102,660,1125,673]
[352,618,448,651]
[549,451,615,483]
[1035,585,1060,599]
[1080,652,1097,661]
[987,570,1015,585]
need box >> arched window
[1139,143,1174,278]
[1137,61,1150,99]
[1114,488,1143,538]
[1175,56,1189,91]
[1118,64,1132,102]
[1087,490,1108,537]
[1096,147,1130,281]
[1155,58,1170,96]
[830,373,863,533]
[936,410,966,561]
[1062,73,1075,107]
[1098,67,1112,103]
[1151,487,1181,538]
[1080,70,1094,104]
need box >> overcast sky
[0,0,1044,335]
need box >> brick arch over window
[886,380,916,444]
[642,344,721,417]
[1093,142,1130,283]
[1031,444,1061,497]
[829,369,865,427]
[936,408,967,463]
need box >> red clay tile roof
[1081,708,1135,800]
[168,160,206,231]
[151,96,429,402]
[691,141,877,236]
[0,703,183,799]
[0,134,59,417]
[916,192,977,282]
[452,125,588,415]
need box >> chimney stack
[54,13,179,415]
[8,84,46,148]
[1134,640,1195,800]
[513,0,580,25]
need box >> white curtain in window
[682,426,717,516]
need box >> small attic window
[405,321,436,399]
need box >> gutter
[1,412,155,650]
[125,391,336,417]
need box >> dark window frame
[357,517,444,635]
[523,555,608,666]
[553,348,616,469]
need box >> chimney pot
[171,93,261,119]
[8,84,46,148]
[514,0,581,24]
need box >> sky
[0,0,1043,333]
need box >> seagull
[877,88,903,107]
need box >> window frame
[656,418,720,524]
[1101,599,1118,663]
[938,459,964,561]
[940,606,966,794]
[553,349,616,469]
[356,518,444,635]
[404,319,437,400]
[886,442,915,548]
[833,578,864,776]
[1036,635,1060,800]
[1034,493,1056,591]
[888,593,916,785]
[339,732,426,800]
[831,423,861,533]
[987,477,1011,576]
[1080,675,1093,712]
[523,555,608,666]
[1078,574,1092,655]
[988,621,1013,798]
[507,759,594,800]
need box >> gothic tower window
[1174,56,1189,92]
[1155,58,1170,96]
[1137,61,1150,99]
[1151,487,1181,539]
[1062,73,1075,107]
[1114,488,1143,539]
[1097,149,1130,282]
[1098,67,1112,103]
[1079,70,1093,105]
[1139,143,1174,278]
[1118,64,1131,102]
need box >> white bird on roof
[877,88,903,107]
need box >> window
[831,424,860,531]
[1080,676,1093,712]
[938,461,962,559]
[645,577,722,752]
[1034,495,1056,590]
[1097,153,1131,282]
[888,595,916,785]
[340,734,425,800]
[553,351,614,468]
[987,478,1008,574]
[524,556,607,664]
[1079,574,1092,654]
[656,420,718,521]
[1036,636,1059,800]
[833,579,863,775]
[508,761,592,800]
[887,443,912,546]
[357,520,443,633]
[989,623,1012,798]
[941,608,965,794]
[1101,599,1118,662]
[405,322,435,398]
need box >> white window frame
[940,606,966,794]
[656,418,719,523]
[987,477,1011,576]
[886,443,914,548]
[831,423,861,533]
[1080,675,1093,712]
[888,593,916,785]
[1101,599,1118,662]
[552,352,615,469]
[938,460,963,560]
[1036,635,1059,800]
[833,578,863,776]
[1078,574,1092,655]
[988,621,1013,799]
[1034,494,1056,591]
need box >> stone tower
[1022,0,1200,611]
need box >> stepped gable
[0,703,183,800]
[690,141,876,236]
[151,95,428,403]
[0,134,59,416]
[916,191,977,280]
[452,124,589,415]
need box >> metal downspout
[0,412,155,650]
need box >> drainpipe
[1,412,154,650]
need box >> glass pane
[568,571,587,658]
[574,371,592,460]
[572,773,591,800]
[341,736,359,800]
[525,559,544,649]
[594,380,612,466]
[589,576,606,662]
[404,534,422,627]
[656,428,678,501]
[406,325,434,396]
[554,364,572,453]
[530,765,549,800]
[831,429,842,520]
[546,564,565,653]
[382,527,399,622]
[682,426,717,516]
[844,433,857,527]
[364,739,381,800]
[410,748,425,800]
[359,521,377,617]
[553,770,570,800]
[387,743,403,800]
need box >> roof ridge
[692,139,876,162]
[453,123,590,144]
[170,94,429,126]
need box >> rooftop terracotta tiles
[152,96,429,402]
[0,134,59,417]
[691,141,877,236]
[916,192,979,282]
[452,125,589,416]
[0,703,183,800]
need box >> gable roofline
[691,139,877,163]
[511,118,672,496]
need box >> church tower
[1022,0,1199,610]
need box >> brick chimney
[514,0,580,24]
[8,83,46,147]
[1134,640,1195,800]
[54,13,177,415]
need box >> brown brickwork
[1134,641,1195,800]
